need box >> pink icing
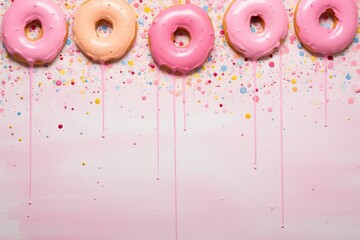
[295,0,358,56]
[148,4,215,74]
[224,0,288,60]
[1,0,67,65]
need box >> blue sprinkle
[101,25,107,31]
[250,26,256,33]
[17,112,21,116]
[66,39,71,45]
[297,43,303,49]
[221,65,227,71]
[138,19,144,25]
[299,51,305,57]
[354,38,359,43]
[237,60,244,66]
[240,87,247,94]
[346,73,351,80]
[202,6,209,11]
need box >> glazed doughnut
[1,0,68,65]
[223,0,288,60]
[73,0,137,63]
[148,4,215,74]
[294,0,358,56]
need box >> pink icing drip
[279,50,285,228]
[252,61,258,170]
[224,0,288,60]
[156,69,160,180]
[182,77,187,131]
[28,65,34,206]
[295,0,358,56]
[172,76,179,240]
[101,63,106,137]
[1,0,67,64]
[324,58,328,127]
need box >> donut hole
[319,9,337,30]
[96,19,113,39]
[25,20,43,41]
[250,16,265,34]
[172,28,190,48]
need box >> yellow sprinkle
[9,125,12,129]
[292,87,298,92]
[38,82,42,87]
[59,69,66,75]
[18,138,22,142]
[128,60,134,66]
[95,98,101,104]
[291,79,297,84]
[144,6,151,13]
[231,75,237,81]
[310,56,317,62]
[245,113,251,119]
[82,162,86,166]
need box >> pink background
[1,0,359,239]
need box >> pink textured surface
[0,0,360,239]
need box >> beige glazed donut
[73,0,137,63]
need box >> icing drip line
[100,63,106,137]
[182,77,187,131]
[28,65,34,206]
[156,69,160,180]
[172,76,179,240]
[279,50,285,228]
[324,57,328,127]
[252,61,258,170]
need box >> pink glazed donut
[294,0,358,56]
[148,4,215,74]
[223,0,288,60]
[1,0,68,65]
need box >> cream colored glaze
[73,0,137,63]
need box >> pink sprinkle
[268,107,273,112]
[253,96,259,103]
[55,80,62,86]
[348,98,355,105]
